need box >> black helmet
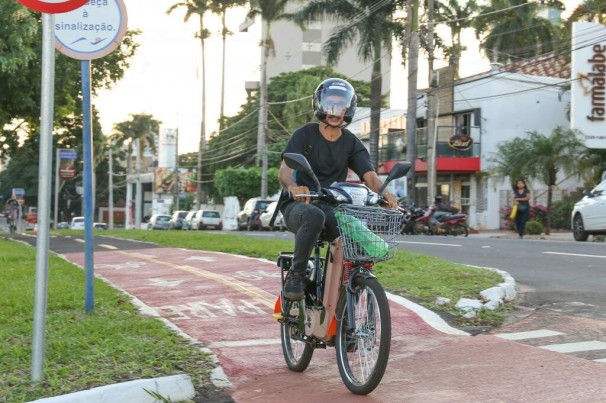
[312,78,357,124]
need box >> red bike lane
[63,247,606,402]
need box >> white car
[571,179,606,241]
[191,210,223,230]
[259,201,286,231]
[70,216,85,230]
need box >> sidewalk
[472,229,575,241]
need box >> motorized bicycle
[412,202,469,237]
[274,153,411,395]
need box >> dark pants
[282,201,338,275]
[514,208,529,237]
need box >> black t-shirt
[283,123,373,189]
[514,188,530,208]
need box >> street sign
[18,0,88,14]
[12,188,25,197]
[54,0,127,60]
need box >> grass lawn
[1,229,505,401]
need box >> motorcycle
[412,202,469,237]
[274,153,412,395]
[398,202,426,235]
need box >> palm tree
[246,0,289,197]
[435,0,479,79]
[489,127,587,234]
[288,0,401,170]
[167,0,211,208]
[209,0,247,132]
[473,0,561,64]
[568,0,606,23]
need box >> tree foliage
[0,3,140,210]
[489,127,587,233]
[215,167,280,205]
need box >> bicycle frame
[275,237,347,343]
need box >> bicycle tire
[335,277,391,395]
[280,298,314,372]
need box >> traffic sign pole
[31,13,55,384]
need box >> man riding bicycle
[278,78,397,301]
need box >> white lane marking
[75,238,84,243]
[149,279,184,287]
[539,341,606,353]
[494,329,565,340]
[94,261,147,270]
[99,244,118,250]
[593,358,606,363]
[208,338,281,348]
[543,252,606,259]
[185,256,216,262]
[396,240,462,247]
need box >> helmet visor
[320,86,354,117]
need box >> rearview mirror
[283,153,321,192]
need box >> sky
[93,0,581,155]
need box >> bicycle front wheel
[280,299,313,372]
[335,277,391,395]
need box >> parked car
[68,217,107,230]
[571,179,606,241]
[70,216,85,230]
[182,211,196,230]
[259,201,286,231]
[147,214,171,230]
[56,222,70,229]
[192,209,223,230]
[237,198,273,231]
[169,210,189,230]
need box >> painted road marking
[149,278,184,287]
[94,261,147,270]
[495,329,565,340]
[159,298,269,320]
[539,341,606,353]
[119,251,275,308]
[594,358,606,363]
[99,244,118,250]
[186,256,216,262]
[208,338,281,348]
[396,240,462,247]
[543,252,606,259]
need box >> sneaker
[284,273,304,301]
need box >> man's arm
[279,160,311,204]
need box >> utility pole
[173,129,179,211]
[405,0,419,205]
[258,19,269,199]
[426,0,437,206]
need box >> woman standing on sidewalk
[512,179,531,238]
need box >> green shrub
[549,199,575,229]
[526,220,543,235]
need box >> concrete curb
[29,374,195,403]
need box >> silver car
[147,214,171,230]
[259,201,286,231]
[571,179,606,241]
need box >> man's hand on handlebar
[383,191,397,209]
[288,185,312,204]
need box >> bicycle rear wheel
[335,277,391,395]
[280,299,313,372]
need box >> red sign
[17,0,88,14]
